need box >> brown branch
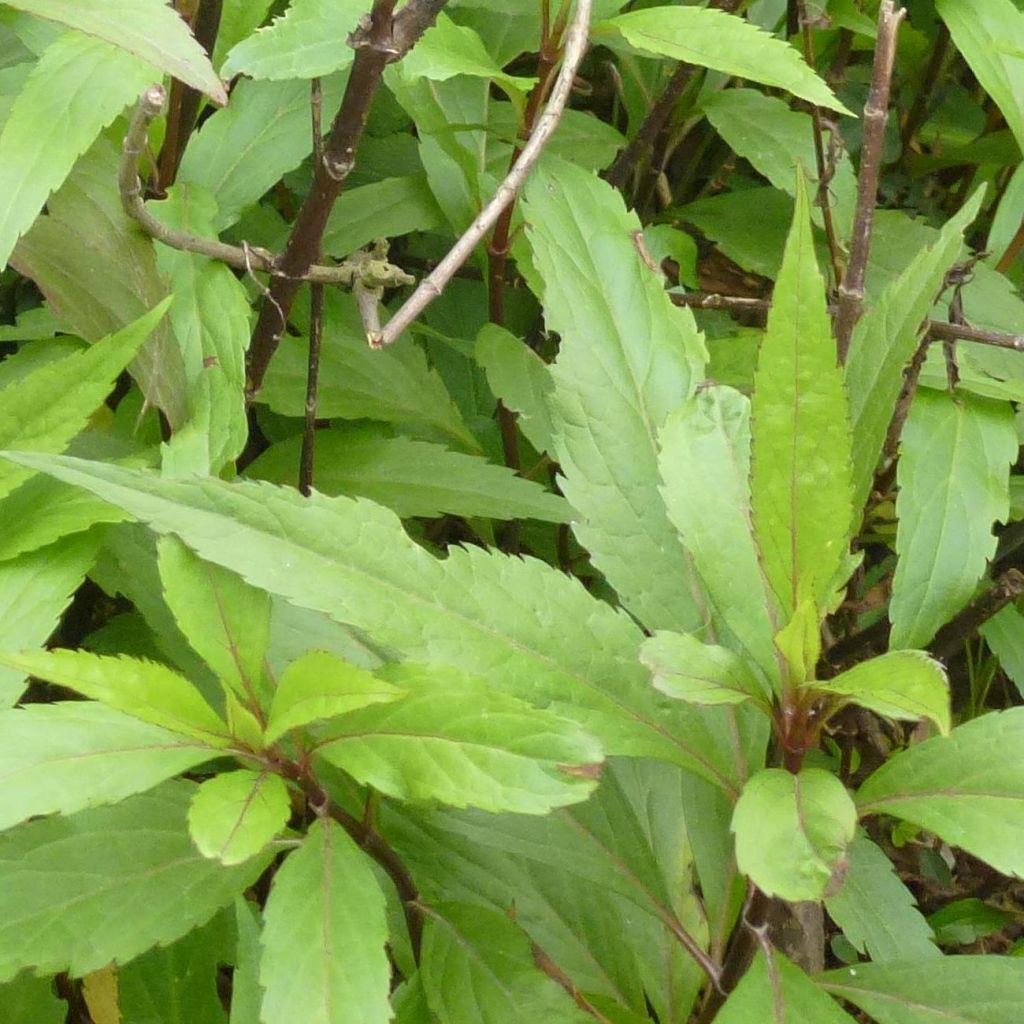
[245,0,450,392]
[930,569,1024,663]
[901,22,950,156]
[834,0,904,364]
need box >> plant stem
[930,569,1024,663]
[901,22,949,156]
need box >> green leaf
[213,0,275,70]
[596,7,849,114]
[0,31,153,269]
[0,701,218,832]
[260,819,391,1024]
[523,157,707,632]
[844,191,983,514]
[857,708,1024,877]
[188,769,291,866]
[0,973,66,1024]
[733,767,857,902]
[221,0,365,81]
[2,0,225,102]
[814,651,950,735]
[818,957,1024,1024]
[714,949,857,1024]
[929,898,1014,947]
[889,391,1017,649]
[658,386,779,684]
[158,535,272,707]
[937,0,1024,155]
[247,428,570,522]
[421,902,592,1024]
[0,781,272,982]
[824,833,939,962]
[316,663,602,814]
[229,898,263,1024]
[0,648,231,746]
[640,631,771,708]
[980,604,1024,699]
[750,171,853,622]
[265,650,405,744]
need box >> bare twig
[367,0,592,348]
[834,0,905,364]
[901,22,950,156]
[931,569,1024,662]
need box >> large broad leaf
[315,664,602,814]
[844,192,983,514]
[818,957,1024,1024]
[221,0,365,81]
[0,31,153,269]
[889,391,1016,649]
[937,0,1024,155]
[658,386,779,685]
[260,819,391,1024]
[3,0,226,103]
[246,427,570,523]
[213,0,276,70]
[595,7,849,113]
[750,174,853,623]
[0,701,217,832]
[0,781,271,982]
[714,949,857,1024]
[732,767,857,902]
[2,453,754,793]
[856,708,1024,877]
[824,833,939,963]
[523,157,708,633]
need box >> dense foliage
[1,0,1024,1021]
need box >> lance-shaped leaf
[814,651,950,735]
[0,781,272,982]
[0,648,231,746]
[640,630,772,710]
[260,819,391,1024]
[188,769,291,866]
[0,701,218,833]
[856,707,1024,877]
[818,956,1024,1024]
[266,650,405,744]
[315,665,602,814]
[714,949,857,1024]
[0,452,752,794]
[659,386,779,685]
[595,7,849,113]
[733,768,857,902]
[523,157,707,633]
[889,391,1016,649]
[3,0,226,103]
[824,833,939,963]
[750,172,854,622]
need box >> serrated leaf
[815,651,950,735]
[733,767,857,902]
[640,631,771,708]
[889,392,1016,649]
[265,650,404,744]
[0,31,153,269]
[188,770,290,866]
[818,956,1024,1024]
[0,648,231,746]
[221,0,365,81]
[316,664,603,814]
[523,157,707,632]
[659,386,779,684]
[824,833,939,962]
[595,7,849,113]
[3,0,225,103]
[857,708,1024,877]
[247,428,570,522]
[0,781,271,982]
[750,171,853,622]
[0,701,218,832]
[213,0,275,70]
[260,819,391,1024]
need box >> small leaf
[0,972,67,1024]
[928,898,1014,947]
[733,767,857,902]
[815,651,950,735]
[265,650,405,744]
[188,770,291,866]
